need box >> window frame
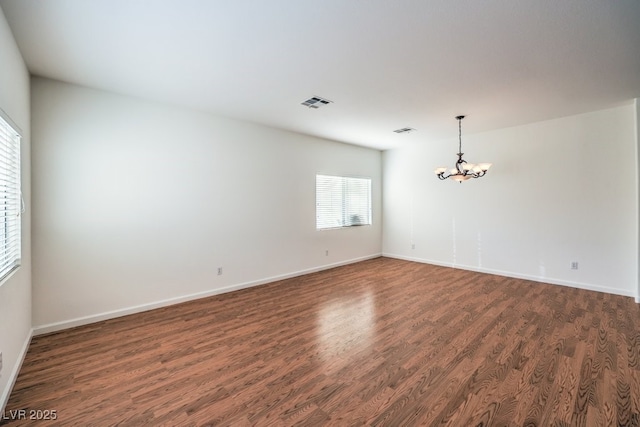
[0,108,22,285]
[315,174,372,231]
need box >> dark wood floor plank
[2,257,640,426]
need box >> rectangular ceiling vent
[393,127,415,134]
[301,96,333,109]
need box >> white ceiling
[1,0,639,150]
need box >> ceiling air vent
[393,127,416,134]
[301,96,333,109]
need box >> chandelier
[434,115,492,182]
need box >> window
[316,174,371,230]
[0,113,21,282]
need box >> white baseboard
[383,253,637,298]
[33,253,382,336]
[0,328,33,413]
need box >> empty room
[1,0,640,425]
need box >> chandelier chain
[458,117,462,154]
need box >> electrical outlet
[217,267,223,275]
[411,244,415,250]
[325,250,329,256]
[571,261,579,270]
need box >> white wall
[636,98,640,302]
[383,105,638,297]
[31,77,382,332]
[0,7,32,411]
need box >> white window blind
[316,175,371,230]
[0,114,21,282]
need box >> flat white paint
[2,0,640,150]
[383,105,638,297]
[636,98,640,303]
[31,78,382,329]
[0,6,32,412]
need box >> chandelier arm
[437,170,449,180]
[455,154,465,174]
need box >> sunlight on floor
[316,291,375,365]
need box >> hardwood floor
[3,257,640,426]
